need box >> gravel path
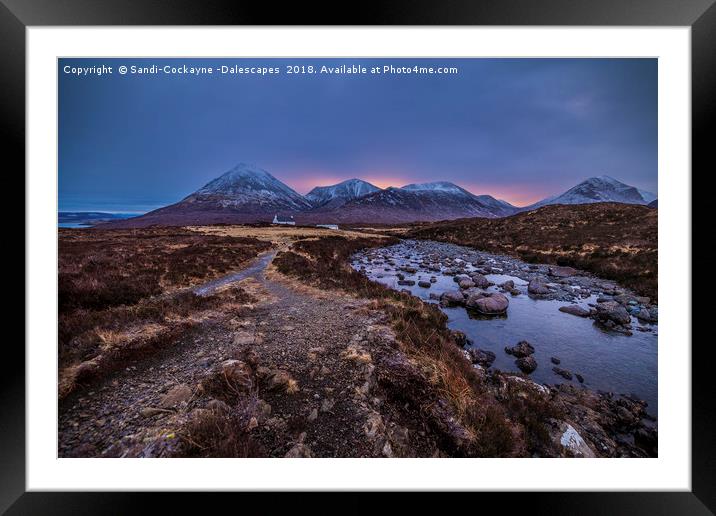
[59,248,436,458]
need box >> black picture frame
[4,0,713,513]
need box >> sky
[59,58,657,210]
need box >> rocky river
[351,240,658,417]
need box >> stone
[552,367,573,380]
[516,356,537,374]
[452,330,470,347]
[458,279,475,289]
[470,273,491,289]
[528,279,550,295]
[505,340,535,358]
[158,384,193,409]
[550,357,561,365]
[559,305,591,317]
[219,359,253,391]
[549,266,578,278]
[467,292,509,315]
[440,290,466,307]
[397,279,415,286]
[595,301,632,325]
[467,348,496,367]
[417,281,431,288]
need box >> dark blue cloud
[59,58,657,209]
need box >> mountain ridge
[101,164,656,227]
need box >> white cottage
[272,214,296,225]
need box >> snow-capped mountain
[305,179,380,210]
[401,182,518,217]
[312,182,517,223]
[188,163,312,211]
[523,176,656,210]
[401,181,469,194]
[109,163,313,227]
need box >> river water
[351,240,658,417]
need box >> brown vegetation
[406,203,657,299]
[58,227,270,398]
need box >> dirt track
[59,245,441,457]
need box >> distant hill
[522,176,656,210]
[305,179,380,210]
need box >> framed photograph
[6,0,713,511]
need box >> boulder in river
[528,279,550,296]
[505,340,535,358]
[558,305,591,317]
[417,280,432,288]
[458,279,475,290]
[552,367,573,380]
[516,356,537,374]
[550,356,561,365]
[594,301,631,325]
[470,273,491,289]
[453,274,471,284]
[397,279,415,286]
[440,290,466,307]
[467,292,509,315]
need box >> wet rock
[552,367,573,380]
[515,356,537,374]
[500,280,515,290]
[595,301,631,325]
[397,279,415,286]
[550,357,561,365]
[505,340,535,358]
[466,292,509,315]
[549,266,578,278]
[635,307,657,323]
[458,279,475,289]
[467,348,496,367]
[440,290,466,307]
[470,273,491,289]
[417,280,431,288]
[453,274,471,284]
[575,373,585,383]
[528,279,550,296]
[559,305,591,317]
